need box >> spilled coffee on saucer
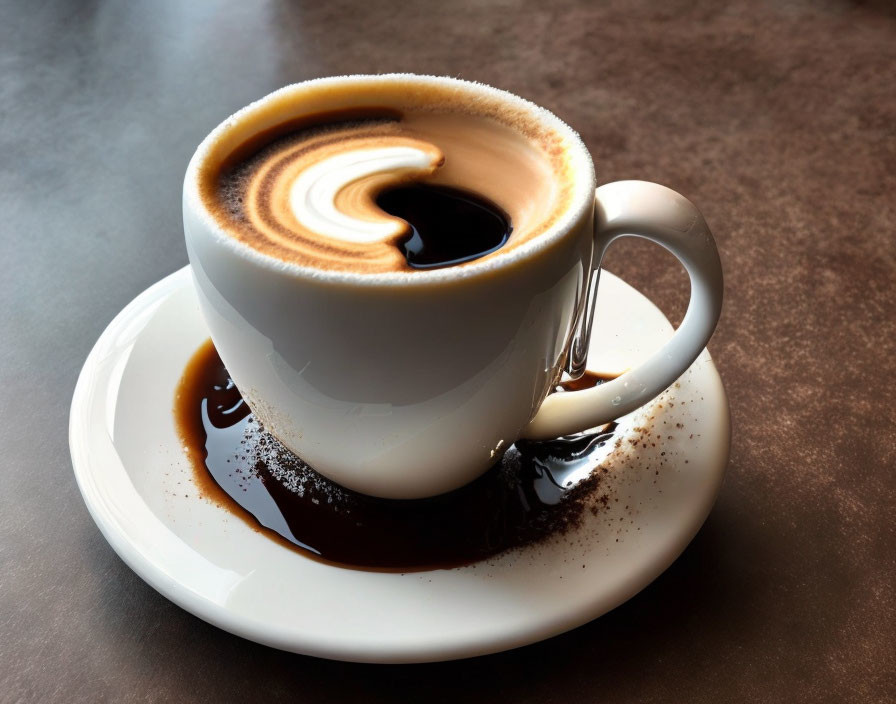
[197,82,574,271]
[176,340,618,571]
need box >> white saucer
[70,266,729,663]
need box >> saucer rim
[69,265,730,663]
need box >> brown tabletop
[2,1,894,701]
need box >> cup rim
[183,73,596,287]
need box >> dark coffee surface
[175,340,613,571]
[378,184,511,269]
[4,1,894,702]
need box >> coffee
[175,339,618,571]
[376,183,511,269]
[184,75,722,500]
[197,81,574,273]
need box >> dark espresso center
[175,340,617,571]
[376,184,512,269]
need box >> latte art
[243,127,445,257]
[289,143,443,244]
[203,86,573,273]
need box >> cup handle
[521,180,723,440]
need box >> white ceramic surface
[69,266,729,663]
[183,75,723,499]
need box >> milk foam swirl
[289,145,442,243]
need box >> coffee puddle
[175,339,618,571]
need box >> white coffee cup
[183,74,723,499]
